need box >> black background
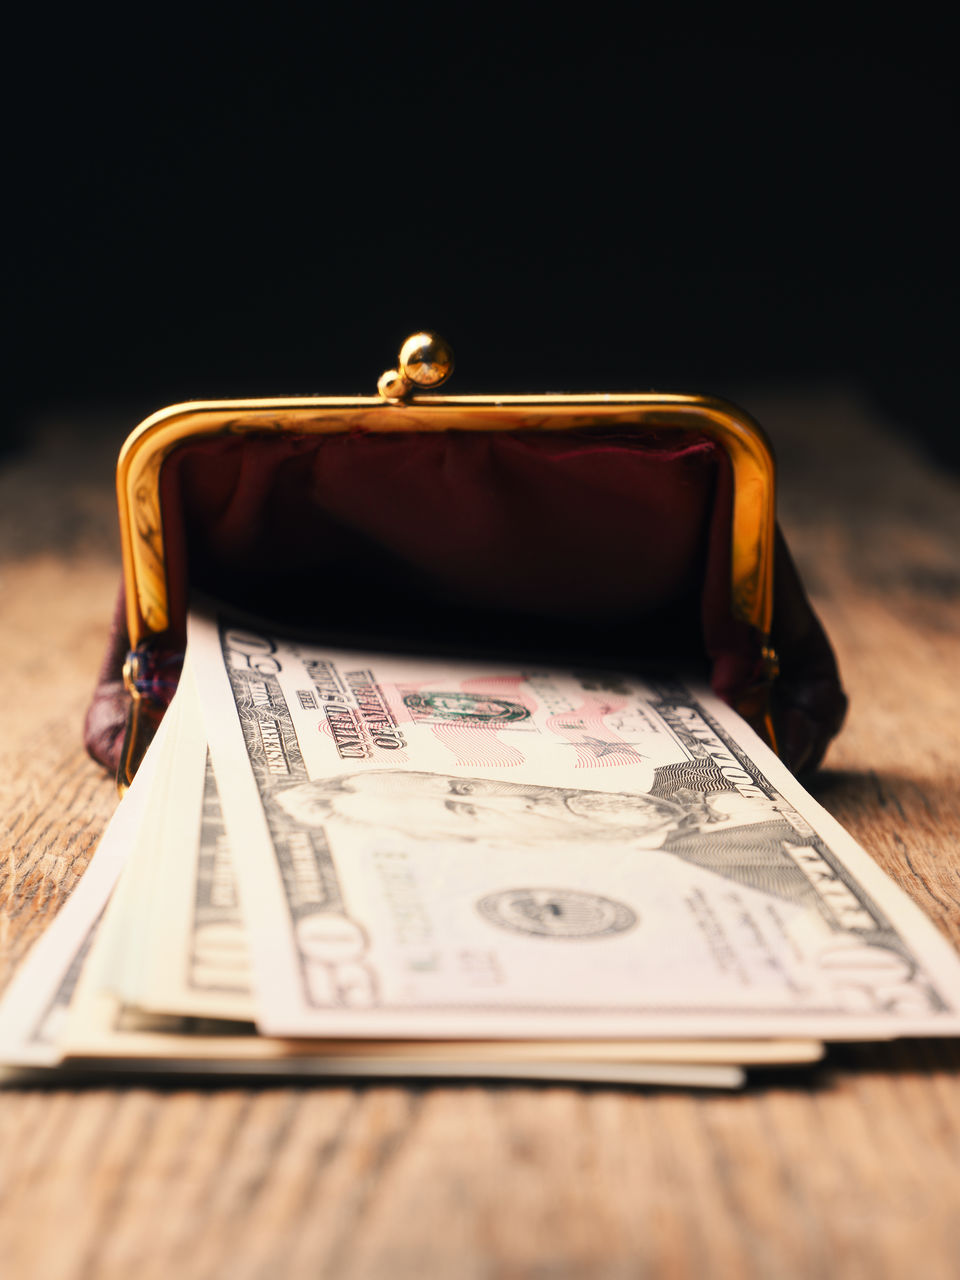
[4,16,954,465]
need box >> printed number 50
[225,629,281,676]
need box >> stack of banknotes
[3,610,960,1090]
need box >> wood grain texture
[2,393,960,1280]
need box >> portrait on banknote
[273,769,828,913]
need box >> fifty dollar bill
[187,611,960,1040]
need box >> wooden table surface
[2,390,959,1279]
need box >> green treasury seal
[402,691,531,724]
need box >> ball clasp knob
[378,332,454,401]
[398,332,454,388]
[377,369,409,401]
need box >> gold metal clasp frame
[115,334,777,789]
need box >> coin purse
[85,333,847,790]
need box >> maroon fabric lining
[162,430,725,639]
[85,428,846,775]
